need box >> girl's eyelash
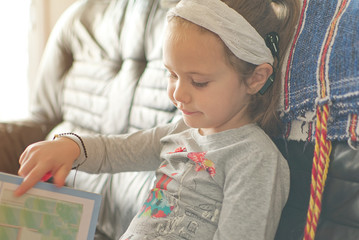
[165,70,208,87]
[192,81,208,87]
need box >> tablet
[0,172,102,240]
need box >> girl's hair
[169,0,300,136]
[222,0,300,136]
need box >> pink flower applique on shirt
[187,152,216,177]
[168,147,187,154]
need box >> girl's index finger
[13,169,44,197]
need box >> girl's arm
[70,125,174,174]
[15,120,183,197]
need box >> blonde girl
[16,0,299,239]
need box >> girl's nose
[173,80,191,105]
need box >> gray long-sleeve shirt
[71,119,289,240]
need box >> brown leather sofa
[1,0,358,239]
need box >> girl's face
[163,21,252,135]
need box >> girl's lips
[175,104,198,115]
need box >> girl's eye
[192,81,208,88]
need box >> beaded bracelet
[53,132,88,159]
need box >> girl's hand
[14,137,80,197]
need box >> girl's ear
[246,63,273,95]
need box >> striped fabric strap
[302,0,351,238]
[303,104,332,240]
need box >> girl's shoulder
[216,124,285,167]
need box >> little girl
[16,0,299,239]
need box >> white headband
[166,0,274,65]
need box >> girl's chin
[182,117,199,129]
[182,117,210,131]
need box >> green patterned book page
[0,172,101,240]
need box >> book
[0,172,102,240]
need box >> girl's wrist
[53,133,87,166]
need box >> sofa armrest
[0,120,54,174]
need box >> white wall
[0,0,76,121]
[0,2,31,121]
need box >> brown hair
[222,0,300,135]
